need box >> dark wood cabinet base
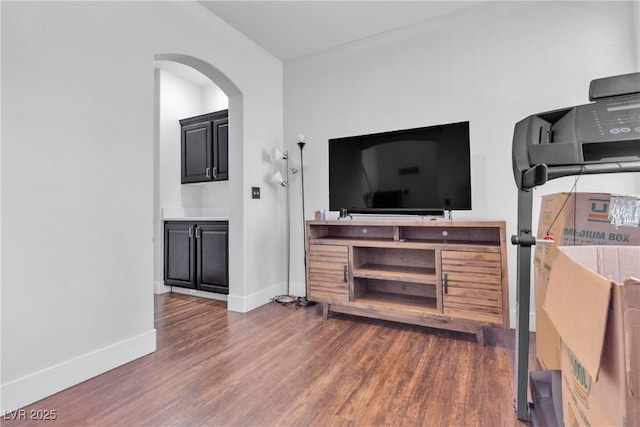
[164,221,229,294]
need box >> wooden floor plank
[2,293,534,426]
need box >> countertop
[163,217,228,221]
[161,207,228,222]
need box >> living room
[2,0,639,422]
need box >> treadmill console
[513,72,640,189]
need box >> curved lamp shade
[270,170,286,187]
[271,147,287,162]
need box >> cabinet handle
[188,226,194,238]
[206,167,211,178]
[343,265,348,282]
[213,167,218,178]
[444,273,448,294]
[195,226,201,239]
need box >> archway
[152,54,244,306]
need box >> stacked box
[534,192,640,369]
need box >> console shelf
[355,292,438,313]
[353,264,436,284]
[306,220,509,344]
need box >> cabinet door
[196,223,229,294]
[441,250,504,325]
[164,222,196,289]
[180,110,228,184]
[212,117,228,181]
[307,244,350,302]
[181,120,213,184]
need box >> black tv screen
[329,121,471,215]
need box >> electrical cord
[544,168,584,240]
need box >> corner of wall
[226,282,284,313]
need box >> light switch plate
[251,187,260,199]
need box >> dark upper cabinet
[213,117,229,181]
[164,221,229,294]
[180,110,228,184]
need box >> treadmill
[511,71,640,422]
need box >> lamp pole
[274,150,296,305]
[296,135,315,307]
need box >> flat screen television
[329,121,471,216]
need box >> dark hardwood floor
[3,293,535,426]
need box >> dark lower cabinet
[196,223,229,294]
[164,221,229,294]
[164,222,196,288]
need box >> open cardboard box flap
[544,246,640,382]
[544,247,611,380]
[543,246,640,425]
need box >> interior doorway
[152,54,243,308]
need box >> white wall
[1,1,283,412]
[283,1,640,325]
[635,0,640,70]
[158,68,206,210]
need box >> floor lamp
[296,135,315,307]
[270,148,297,304]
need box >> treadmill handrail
[519,160,640,190]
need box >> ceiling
[198,1,486,62]
[158,1,486,86]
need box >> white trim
[1,330,156,413]
[169,287,228,302]
[227,283,283,313]
[154,280,172,294]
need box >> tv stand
[305,219,509,344]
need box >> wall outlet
[251,187,260,199]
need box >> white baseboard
[154,280,171,294]
[161,282,280,313]
[287,280,306,300]
[0,329,156,413]
[170,287,228,302]
[227,282,282,313]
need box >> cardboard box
[534,192,640,370]
[534,268,559,370]
[544,246,640,427]
[534,193,640,274]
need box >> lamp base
[273,295,297,304]
[296,296,316,307]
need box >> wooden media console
[305,219,510,344]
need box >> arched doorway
[152,54,244,306]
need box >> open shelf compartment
[399,225,501,246]
[352,246,436,282]
[354,263,436,284]
[308,224,398,242]
[353,277,438,313]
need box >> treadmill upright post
[513,188,534,421]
